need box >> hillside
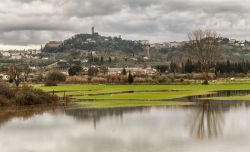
[42,33,250,65]
[43,33,144,53]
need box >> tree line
[155,59,250,75]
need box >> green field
[37,83,250,92]
[207,95,250,101]
[74,101,192,109]
[36,83,250,108]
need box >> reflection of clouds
[1,107,250,152]
[0,107,192,152]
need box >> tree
[23,66,32,82]
[47,71,66,82]
[100,56,104,64]
[108,57,112,63]
[188,29,222,73]
[170,61,178,73]
[121,68,127,75]
[155,65,168,74]
[68,65,83,76]
[128,72,134,83]
[88,66,98,77]
[185,59,194,73]
[8,66,22,87]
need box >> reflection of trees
[0,107,60,127]
[65,107,151,129]
[190,101,224,139]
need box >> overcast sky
[0,0,250,50]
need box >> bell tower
[92,26,95,35]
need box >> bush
[202,80,209,85]
[91,77,107,83]
[32,74,43,83]
[66,76,88,84]
[107,75,127,83]
[0,95,12,106]
[45,80,58,86]
[0,84,59,107]
[68,66,83,76]
[0,83,15,98]
[15,86,58,105]
[47,71,66,82]
[134,77,146,83]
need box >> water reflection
[190,99,250,140]
[1,102,250,152]
[0,106,61,127]
[175,90,250,102]
[65,107,151,129]
[191,101,224,139]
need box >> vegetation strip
[37,84,250,108]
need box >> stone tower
[92,26,95,35]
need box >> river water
[1,90,250,152]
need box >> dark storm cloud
[0,0,250,48]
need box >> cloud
[0,0,250,49]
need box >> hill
[43,33,144,53]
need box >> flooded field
[1,98,250,152]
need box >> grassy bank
[206,95,250,101]
[37,83,250,92]
[74,101,192,109]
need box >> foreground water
[0,101,250,152]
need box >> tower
[92,26,95,35]
[144,45,150,58]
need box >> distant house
[229,39,237,45]
[0,51,11,57]
[10,52,22,60]
[150,43,164,49]
[82,59,89,63]
[108,67,156,76]
[135,40,150,45]
[45,41,63,48]
[42,57,49,60]
[47,61,70,74]
[169,42,183,48]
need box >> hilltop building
[45,41,63,48]
[92,26,99,36]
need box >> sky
[0,0,250,50]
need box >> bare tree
[188,29,222,73]
[8,66,22,87]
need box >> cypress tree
[128,72,134,83]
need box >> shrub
[202,80,209,85]
[66,76,88,84]
[0,95,12,106]
[15,86,58,105]
[32,74,43,83]
[0,84,59,107]
[134,77,146,83]
[91,77,107,83]
[68,66,83,76]
[107,75,127,83]
[47,71,66,82]
[0,83,15,98]
[45,80,58,86]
